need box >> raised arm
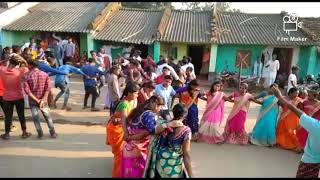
[272,87,303,117]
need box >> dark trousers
[84,86,99,108]
[0,96,3,112]
[3,99,27,134]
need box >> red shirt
[0,66,28,101]
[155,74,165,84]
[24,68,52,105]
[0,77,4,97]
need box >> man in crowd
[0,55,32,140]
[81,58,104,112]
[264,54,280,86]
[141,54,156,72]
[252,56,263,84]
[287,66,299,93]
[107,65,121,116]
[52,40,64,67]
[64,37,75,64]
[155,75,176,121]
[155,66,170,85]
[52,60,89,111]
[24,59,57,139]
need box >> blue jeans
[55,58,63,67]
[30,104,55,136]
[54,81,70,106]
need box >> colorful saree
[121,111,156,178]
[223,92,253,145]
[181,91,199,134]
[199,91,225,144]
[250,95,279,146]
[143,121,191,178]
[296,101,320,149]
[276,97,302,150]
[106,100,132,177]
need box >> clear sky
[172,2,320,17]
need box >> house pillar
[209,43,218,81]
[80,33,94,57]
[307,46,317,75]
[154,41,160,63]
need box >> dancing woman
[199,80,231,144]
[250,84,280,147]
[106,81,139,177]
[276,87,303,151]
[144,103,194,178]
[223,83,254,145]
[121,95,183,178]
[296,90,320,149]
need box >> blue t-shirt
[80,64,104,87]
[155,84,176,110]
[55,65,86,85]
[300,113,320,163]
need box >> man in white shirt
[252,56,263,83]
[156,58,180,81]
[265,54,280,86]
[181,57,196,78]
[287,66,299,93]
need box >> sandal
[21,132,32,139]
[0,133,9,140]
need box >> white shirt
[268,60,280,73]
[181,63,195,72]
[156,63,179,81]
[287,73,297,92]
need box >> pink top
[0,66,28,101]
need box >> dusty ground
[0,77,304,177]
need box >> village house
[1,2,109,63]
[212,11,317,80]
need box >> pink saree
[121,127,150,178]
[223,92,253,145]
[297,101,320,149]
[199,91,225,144]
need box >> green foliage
[121,2,172,9]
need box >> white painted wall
[0,2,39,28]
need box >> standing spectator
[200,48,210,76]
[264,54,280,87]
[52,41,64,67]
[155,75,176,121]
[81,58,104,111]
[24,59,57,139]
[287,66,299,93]
[107,65,121,116]
[64,37,75,64]
[252,56,263,84]
[141,54,156,71]
[21,37,37,52]
[0,55,32,140]
[156,57,180,82]
[155,66,170,85]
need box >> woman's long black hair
[162,103,188,150]
[126,95,164,125]
[209,80,222,94]
[120,81,140,100]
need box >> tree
[179,2,241,12]
[121,2,172,10]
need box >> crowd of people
[0,39,319,178]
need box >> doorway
[188,45,205,75]
[273,48,293,75]
[134,44,149,59]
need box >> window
[168,47,177,59]
[236,50,252,68]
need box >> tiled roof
[3,2,108,33]
[93,8,163,45]
[300,17,320,44]
[161,10,212,43]
[216,12,315,46]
